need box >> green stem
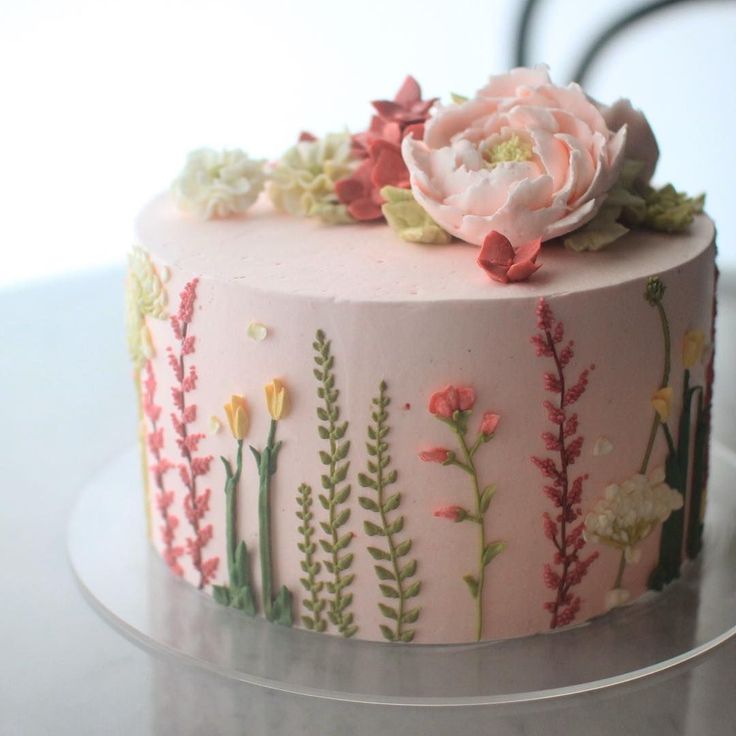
[225,439,243,586]
[640,300,672,474]
[258,420,278,619]
[455,426,486,641]
[613,549,627,589]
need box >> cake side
[129,203,716,643]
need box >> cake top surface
[137,193,714,303]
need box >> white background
[1,0,734,288]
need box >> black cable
[572,0,734,84]
[514,0,543,67]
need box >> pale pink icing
[137,193,715,643]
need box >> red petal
[335,176,365,205]
[507,259,542,282]
[298,131,317,142]
[394,75,421,107]
[371,146,409,189]
[348,198,383,221]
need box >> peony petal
[600,98,659,182]
[477,65,552,99]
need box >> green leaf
[357,473,376,489]
[367,546,391,561]
[380,187,453,244]
[319,538,334,554]
[463,574,479,599]
[563,204,630,252]
[334,486,351,505]
[378,602,398,620]
[404,580,421,599]
[380,624,396,641]
[479,484,497,514]
[212,585,230,606]
[380,583,400,599]
[270,586,293,627]
[333,507,351,528]
[234,541,250,588]
[401,607,420,624]
[317,493,330,510]
[337,553,354,571]
[364,520,385,537]
[374,565,396,581]
[399,630,415,643]
[317,407,329,421]
[450,92,468,104]
[358,496,380,512]
[334,532,352,551]
[335,441,350,460]
[394,539,412,557]
[384,469,398,485]
[482,541,506,566]
[317,425,330,439]
[399,559,417,580]
[387,516,404,535]
[382,492,401,513]
[332,463,349,484]
[318,450,332,465]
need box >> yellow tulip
[264,379,287,421]
[682,330,705,369]
[224,395,249,440]
[651,386,673,422]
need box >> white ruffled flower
[583,467,683,561]
[172,148,266,219]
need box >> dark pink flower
[477,231,542,284]
[433,505,467,522]
[419,447,451,463]
[479,411,500,436]
[335,76,436,222]
[428,385,476,418]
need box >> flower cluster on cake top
[170,65,704,285]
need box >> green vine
[296,483,327,632]
[312,329,357,638]
[358,381,421,643]
[213,439,257,615]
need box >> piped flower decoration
[651,386,673,422]
[223,395,249,440]
[268,132,358,224]
[172,148,266,219]
[477,231,541,283]
[264,379,288,421]
[682,330,706,369]
[402,65,659,248]
[335,76,437,221]
[583,467,683,563]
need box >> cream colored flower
[682,330,706,369]
[651,386,673,422]
[126,246,168,368]
[264,379,287,421]
[224,395,249,440]
[268,133,357,224]
[584,467,683,562]
[605,587,631,611]
[172,148,266,219]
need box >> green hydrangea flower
[268,133,357,224]
[380,186,452,244]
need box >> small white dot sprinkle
[247,321,269,341]
[593,437,614,457]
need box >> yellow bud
[651,386,673,422]
[682,330,705,369]
[224,395,249,439]
[264,379,287,421]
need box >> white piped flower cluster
[172,148,266,219]
[583,467,683,563]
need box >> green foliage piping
[312,329,357,638]
[296,483,327,632]
[358,381,421,643]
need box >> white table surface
[2,267,735,736]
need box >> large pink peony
[402,66,658,247]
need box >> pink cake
[127,67,715,644]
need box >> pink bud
[428,385,457,418]
[479,411,500,436]
[419,447,451,463]
[433,505,466,522]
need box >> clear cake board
[68,443,736,708]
